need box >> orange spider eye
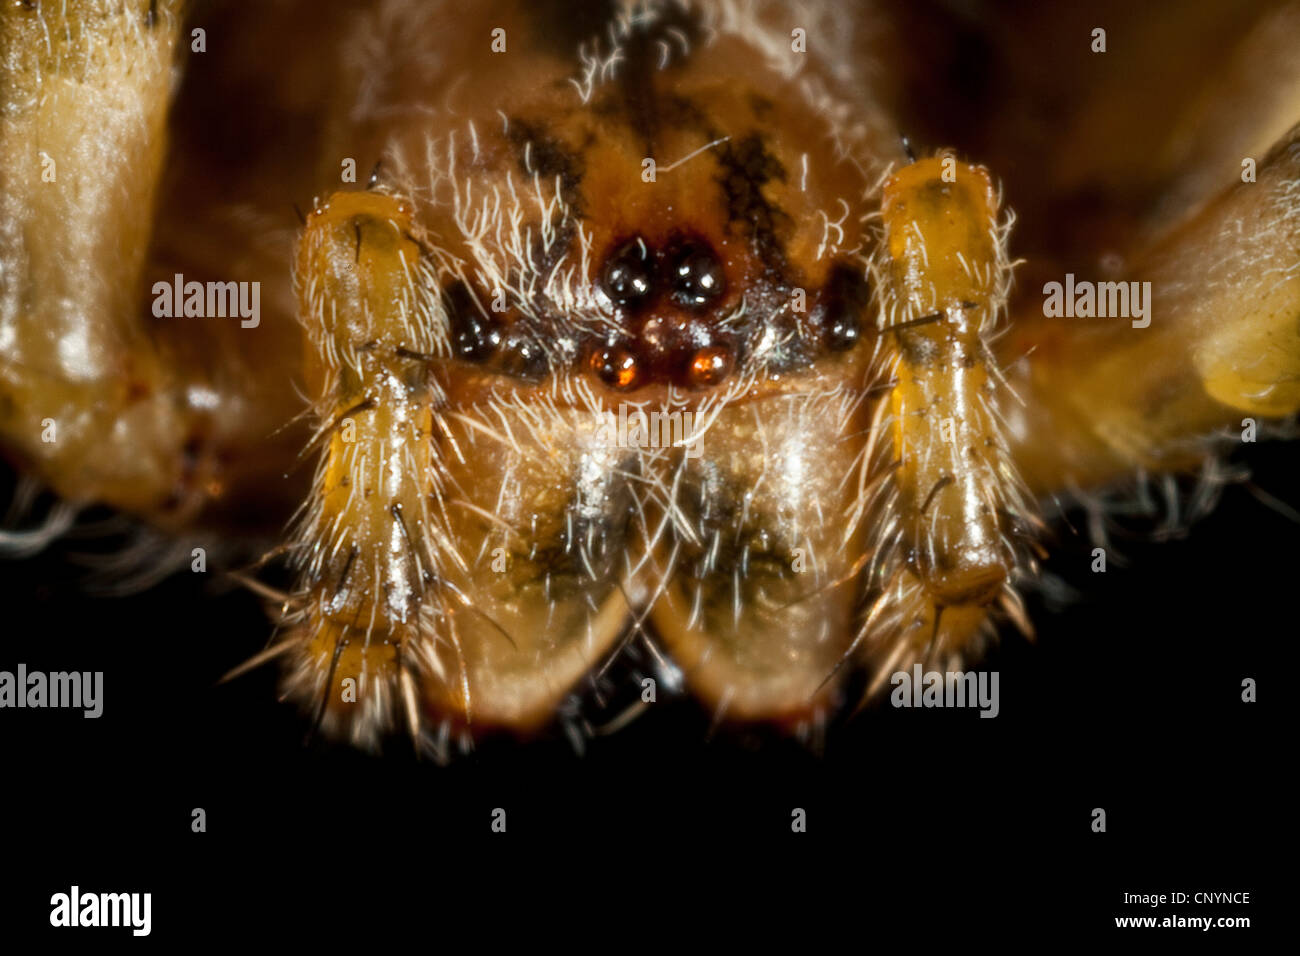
[589,344,641,390]
[688,345,731,387]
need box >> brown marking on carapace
[505,118,586,207]
[569,82,867,296]
[714,133,791,269]
[523,0,618,61]
[609,1,706,155]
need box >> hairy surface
[1,0,1298,756]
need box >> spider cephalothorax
[2,0,1297,757]
[278,2,902,746]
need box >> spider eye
[817,264,869,352]
[588,342,641,390]
[446,283,500,362]
[688,345,731,387]
[602,240,654,308]
[500,333,550,381]
[668,241,725,309]
[825,313,861,351]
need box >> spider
[1,0,1296,759]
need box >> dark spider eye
[446,283,500,362]
[668,241,724,309]
[499,333,551,381]
[452,314,501,361]
[825,313,861,351]
[602,240,654,308]
[819,264,868,352]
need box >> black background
[1,436,1286,939]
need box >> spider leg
[1001,123,1300,496]
[277,190,448,746]
[0,0,310,535]
[0,2,193,518]
[841,154,1039,689]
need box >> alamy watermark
[0,664,102,717]
[152,273,260,328]
[1042,273,1151,328]
[890,664,999,717]
[594,404,704,458]
[50,886,150,936]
